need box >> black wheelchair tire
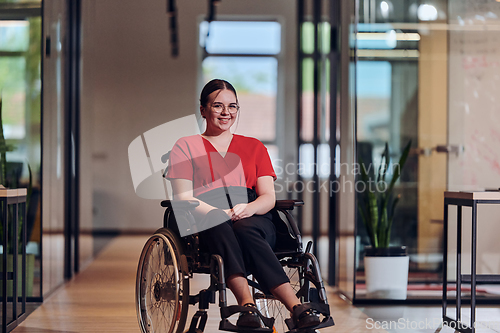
[136,228,190,333]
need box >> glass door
[343,0,500,302]
[0,0,42,301]
[445,0,500,302]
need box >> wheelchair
[135,156,335,333]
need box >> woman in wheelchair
[165,79,321,330]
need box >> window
[199,20,281,161]
[0,19,32,139]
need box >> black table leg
[457,205,462,322]
[443,202,448,320]
[12,203,18,326]
[471,202,477,332]
[2,199,7,333]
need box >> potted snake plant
[358,141,411,299]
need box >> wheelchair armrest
[274,200,304,211]
[272,200,303,251]
[161,199,200,209]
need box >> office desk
[0,188,27,333]
[442,191,500,333]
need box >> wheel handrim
[137,234,183,333]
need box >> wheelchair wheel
[136,228,189,333]
[253,264,305,333]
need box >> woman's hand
[223,209,234,219]
[230,203,257,221]
[229,176,276,221]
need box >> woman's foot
[236,303,261,328]
[291,303,321,329]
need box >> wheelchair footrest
[219,305,275,333]
[186,310,208,333]
[219,319,274,333]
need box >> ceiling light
[380,1,390,19]
[418,4,438,21]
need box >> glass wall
[339,0,500,303]
[445,0,500,307]
[354,0,421,301]
[0,0,42,300]
[297,0,338,283]
[42,0,67,296]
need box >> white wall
[81,0,297,231]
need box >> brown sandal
[236,303,261,328]
[292,303,320,329]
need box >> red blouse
[166,134,276,197]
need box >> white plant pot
[364,255,409,299]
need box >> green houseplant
[358,141,411,249]
[357,141,411,299]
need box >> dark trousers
[199,209,290,293]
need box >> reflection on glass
[348,0,480,303]
[301,22,314,54]
[356,61,391,146]
[320,22,331,54]
[0,16,42,298]
[299,143,314,178]
[355,23,420,51]
[301,58,314,142]
[321,59,330,142]
[355,54,421,299]
[317,143,330,179]
[0,0,41,3]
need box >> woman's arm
[231,175,275,220]
[170,179,232,218]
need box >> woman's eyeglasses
[211,102,240,114]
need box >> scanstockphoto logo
[128,115,248,237]
[273,159,401,178]
[366,317,442,330]
[366,317,500,331]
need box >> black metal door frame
[64,0,81,279]
[297,0,341,286]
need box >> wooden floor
[13,235,386,333]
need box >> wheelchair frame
[136,198,334,333]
